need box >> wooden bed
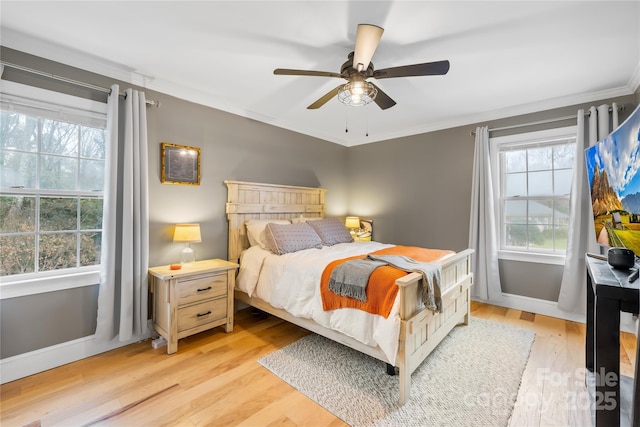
[225,180,474,404]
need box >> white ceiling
[1,1,639,147]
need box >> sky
[585,104,640,199]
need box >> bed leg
[463,286,471,325]
[386,363,397,376]
[399,367,410,405]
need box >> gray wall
[0,46,637,359]
[145,90,349,268]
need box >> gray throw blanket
[328,254,444,313]
[328,259,386,301]
[367,254,443,313]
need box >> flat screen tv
[585,103,640,257]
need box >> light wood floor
[1,302,636,427]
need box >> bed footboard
[395,248,473,404]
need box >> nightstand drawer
[177,297,227,333]
[177,274,227,306]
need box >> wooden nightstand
[148,259,238,354]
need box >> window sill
[498,250,566,266]
[0,268,100,300]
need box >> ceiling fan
[273,24,450,110]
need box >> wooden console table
[585,254,639,427]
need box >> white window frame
[490,126,577,265]
[0,80,107,299]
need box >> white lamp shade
[345,217,360,229]
[173,223,202,243]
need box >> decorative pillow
[263,222,322,255]
[245,219,291,249]
[307,217,354,246]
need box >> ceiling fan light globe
[338,81,377,107]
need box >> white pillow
[290,215,323,224]
[245,219,291,249]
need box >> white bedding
[236,241,411,364]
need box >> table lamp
[345,216,360,236]
[173,223,201,264]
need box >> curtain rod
[469,105,624,136]
[0,61,160,108]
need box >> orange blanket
[320,246,454,318]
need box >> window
[491,126,576,264]
[0,81,107,290]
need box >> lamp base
[181,244,196,264]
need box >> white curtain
[469,126,503,301]
[95,85,149,342]
[558,104,618,313]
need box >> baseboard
[473,293,638,333]
[0,321,152,384]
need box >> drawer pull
[197,286,212,292]
[196,311,212,318]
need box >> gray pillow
[264,222,323,255]
[308,217,354,246]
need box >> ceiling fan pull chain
[366,107,369,137]
[345,106,349,133]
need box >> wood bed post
[463,254,472,325]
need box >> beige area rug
[258,317,535,426]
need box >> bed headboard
[225,180,326,262]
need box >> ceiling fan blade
[373,60,450,79]
[353,24,384,72]
[370,83,396,110]
[307,85,343,109]
[274,68,342,78]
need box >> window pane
[505,173,526,196]
[0,111,38,151]
[40,197,77,231]
[528,225,549,249]
[40,154,77,190]
[529,200,554,225]
[80,198,103,229]
[505,150,526,173]
[80,126,105,159]
[505,200,527,223]
[0,234,35,275]
[41,119,78,156]
[554,225,568,250]
[528,171,553,196]
[528,147,552,171]
[554,144,575,169]
[1,150,37,188]
[79,159,104,191]
[555,198,570,225]
[0,195,35,232]
[80,232,101,266]
[39,233,77,271]
[554,169,573,195]
[506,224,527,247]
